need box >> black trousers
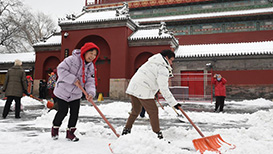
[39,88,47,99]
[2,96,21,118]
[140,107,146,117]
[215,96,226,111]
[52,97,80,128]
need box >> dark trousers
[140,107,146,117]
[52,97,80,128]
[125,95,160,133]
[39,88,47,99]
[2,96,21,118]
[215,96,226,111]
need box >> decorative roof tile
[176,41,273,58]
[59,4,130,25]
[33,33,61,47]
[0,52,35,63]
[129,28,172,40]
[134,7,273,23]
[129,22,175,40]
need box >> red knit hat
[26,75,33,81]
[80,42,100,84]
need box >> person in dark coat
[39,79,47,99]
[212,74,227,112]
[2,59,28,119]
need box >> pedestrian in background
[39,79,47,99]
[213,74,227,112]
[122,50,181,139]
[47,69,57,98]
[26,75,33,94]
[47,69,58,110]
[2,59,28,119]
[51,42,100,142]
[139,107,146,118]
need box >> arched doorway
[134,52,153,72]
[76,35,111,97]
[43,56,60,80]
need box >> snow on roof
[34,34,61,46]
[129,28,173,40]
[176,41,273,58]
[134,7,273,23]
[0,52,35,63]
[59,9,128,25]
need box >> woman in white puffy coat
[123,50,181,139]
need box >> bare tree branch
[0,0,56,53]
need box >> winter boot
[66,127,79,142]
[156,131,163,139]
[51,126,59,140]
[121,128,131,135]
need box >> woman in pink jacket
[51,42,100,142]
[212,74,227,112]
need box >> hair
[86,48,98,55]
[160,50,175,59]
[14,59,22,66]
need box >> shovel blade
[192,134,235,153]
[177,115,185,122]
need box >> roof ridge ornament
[66,13,76,20]
[116,2,129,17]
[159,22,169,36]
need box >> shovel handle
[156,97,165,110]
[77,85,120,138]
[29,94,53,105]
[178,106,205,138]
[30,94,42,102]
[156,98,183,117]
[172,106,182,116]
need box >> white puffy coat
[126,53,177,107]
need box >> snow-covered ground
[0,97,273,154]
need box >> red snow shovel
[78,85,120,138]
[177,106,236,153]
[1,97,7,100]
[28,94,54,109]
